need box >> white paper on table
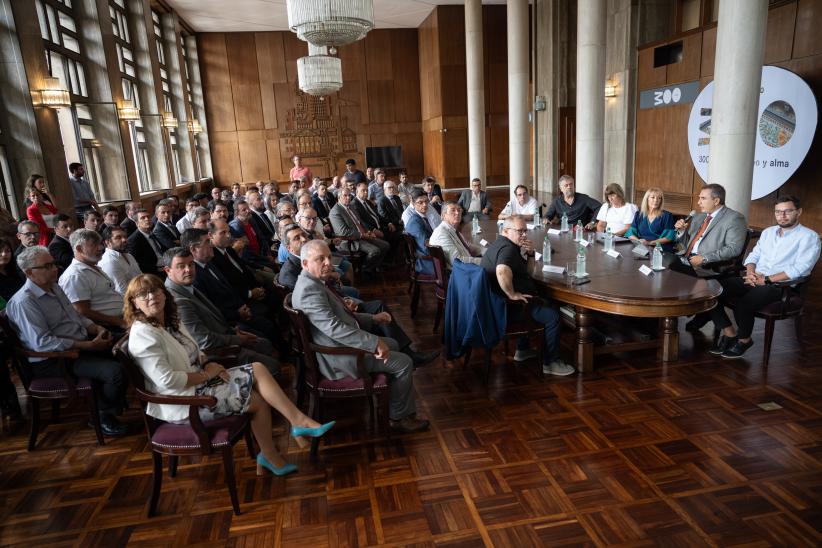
[606,249,621,258]
[546,228,561,235]
[480,239,489,246]
[579,239,590,247]
[638,264,653,276]
[534,252,542,261]
[526,223,536,230]
[542,265,565,274]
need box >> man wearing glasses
[708,195,820,359]
[498,185,539,220]
[481,216,575,376]
[15,220,40,258]
[6,247,127,436]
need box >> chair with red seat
[426,245,449,334]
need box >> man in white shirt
[59,229,126,332]
[498,185,538,219]
[708,195,820,359]
[430,202,486,268]
[401,197,441,228]
[175,197,200,234]
[99,225,143,296]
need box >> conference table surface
[461,220,723,371]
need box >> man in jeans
[480,215,575,376]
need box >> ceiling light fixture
[297,44,343,97]
[287,0,374,47]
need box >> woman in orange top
[26,188,57,246]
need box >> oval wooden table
[462,220,722,371]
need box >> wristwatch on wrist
[765,275,772,285]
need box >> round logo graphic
[687,66,817,200]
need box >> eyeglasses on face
[506,227,528,235]
[29,262,57,270]
[774,209,797,216]
[135,288,164,300]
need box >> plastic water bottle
[604,227,613,253]
[560,212,569,233]
[652,242,664,270]
[576,242,587,277]
[533,211,540,227]
[542,236,551,265]
[471,214,479,235]
[574,220,583,242]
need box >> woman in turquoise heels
[123,274,335,476]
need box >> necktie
[326,284,359,327]
[221,248,243,272]
[168,223,180,239]
[193,287,223,319]
[256,211,275,236]
[345,206,367,235]
[391,197,402,216]
[148,233,163,255]
[685,214,713,256]
[421,214,433,234]
[363,200,379,226]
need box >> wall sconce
[118,100,141,122]
[32,77,71,108]
[162,112,178,129]
[604,82,617,98]
[88,139,102,148]
[187,120,203,134]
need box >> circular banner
[687,65,817,200]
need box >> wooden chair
[426,245,449,334]
[272,278,307,409]
[402,233,437,317]
[112,336,255,516]
[331,235,365,277]
[283,293,390,459]
[0,312,104,450]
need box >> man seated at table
[498,185,539,220]
[7,246,127,436]
[543,174,601,227]
[708,195,820,359]
[405,190,436,276]
[430,201,486,268]
[481,216,574,376]
[458,178,493,221]
[293,240,431,433]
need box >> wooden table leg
[661,316,679,362]
[575,307,594,372]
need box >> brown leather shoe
[389,416,430,434]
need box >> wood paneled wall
[198,29,423,185]
[635,0,822,233]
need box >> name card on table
[606,249,621,258]
[579,239,590,247]
[534,252,542,261]
[632,245,650,257]
[543,265,565,274]
[638,264,654,276]
[480,239,489,246]
[526,223,536,230]
[546,228,562,235]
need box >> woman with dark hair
[25,187,57,246]
[124,274,334,476]
[23,174,56,208]
[595,183,638,236]
[0,237,24,303]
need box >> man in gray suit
[292,240,429,434]
[457,178,492,221]
[162,247,280,375]
[430,201,486,268]
[328,188,390,273]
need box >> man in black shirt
[481,215,574,376]
[543,174,601,227]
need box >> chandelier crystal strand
[287,0,374,47]
[297,44,343,97]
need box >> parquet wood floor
[1,271,821,547]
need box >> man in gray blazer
[457,178,492,221]
[292,240,429,434]
[328,188,390,273]
[162,247,280,375]
[430,201,486,268]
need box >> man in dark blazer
[151,200,180,250]
[119,201,140,236]
[209,219,265,298]
[127,210,165,275]
[457,178,493,221]
[329,188,390,273]
[162,247,279,375]
[352,182,402,247]
[377,180,405,230]
[405,189,436,276]
[312,183,337,220]
[247,190,276,245]
[422,177,443,214]
[47,214,74,271]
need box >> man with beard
[98,226,142,295]
[543,175,601,227]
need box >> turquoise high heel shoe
[291,421,336,439]
[256,453,297,477]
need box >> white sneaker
[542,360,575,376]
[513,349,538,362]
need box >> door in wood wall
[558,107,576,179]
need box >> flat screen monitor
[366,146,403,169]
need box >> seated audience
[47,214,74,271]
[264,192,280,228]
[176,197,200,234]
[708,196,821,359]
[190,207,211,230]
[327,175,343,197]
[401,194,441,228]
[166,195,183,224]
[329,188,389,274]
[595,183,638,235]
[296,208,354,284]
[421,177,443,214]
[368,169,386,202]
[396,172,414,206]
[343,158,367,185]
[354,182,401,246]
[377,180,405,231]
[405,190,436,276]
[499,185,539,219]
[247,190,276,245]
[152,200,181,250]
[7,246,127,436]
[481,216,574,376]
[312,182,337,221]
[231,182,242,201]
[278,223,357,299]
[207,187,222,210]
[163,247,280,375]
[209,219,278,303]
[26,186,57,245]
[210,200,230,222]
[430,202,486,267]
[15,220,40,258]
[127,209,165,275]
[458,178,493,221]
[221,188,234,211]
[120,201,140,236]
[101,206,119,233]
[125,274,332,475]
[544,174,601,227]
[99,226,142,296]
[0,237,24,301]
[58,229,126,332]
[229,200,276,270]
[83,210,103,234]
[625,187,676,252]
[293,240,431,433]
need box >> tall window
[154,10,184,184]
[182,35,204,178]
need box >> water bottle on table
[604,227,613,253]
[471,214,479,235]
[560,212,569,233]
[574,220,583,242]
[576,242,587,277]
[652,242,664,270]
[542,236,551,265]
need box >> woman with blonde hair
[595,183,638,236]
[124,274,334,477]
[625,187,676,252]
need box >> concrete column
[507,0,529,200]
[465,0,485,186]
[707,0,767,218]
[575,0,606,198]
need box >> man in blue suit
[405,189,435,276]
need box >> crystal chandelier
[297,44,343,97]
[287,0,374,47]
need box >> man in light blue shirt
[6,246,127,436]
[368,169,386,202]
[709,195,820,359]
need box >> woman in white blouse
[124,274,334,477]
[595,183,638,236]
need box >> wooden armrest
[773,276,809,287]
[309,343,368,356]
[136,388,217,407]
[23,350,80,360]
